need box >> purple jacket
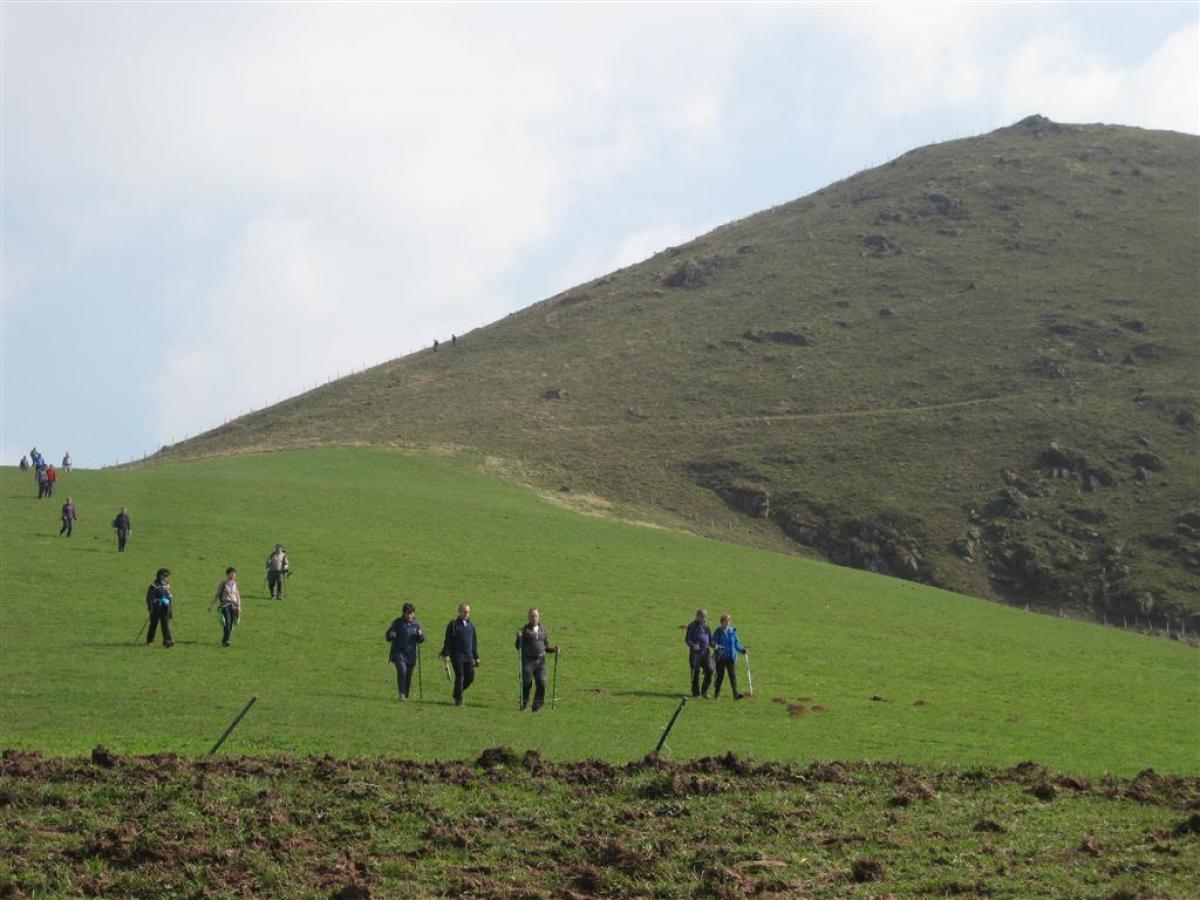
[61,502,76,521]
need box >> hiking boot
[164,641,175,648]
[454,698,463,707]
[400,695,408,702]
[222,640,230,647]
[734,692,743,700]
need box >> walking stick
[443,657,453,681]
[516,649,524,709]
[417,645,423,701]
[653,696,688,757]
[744,650,755,697]
[133,614,149,644]
[552,650,560,709]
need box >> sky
[2,2,1197,468]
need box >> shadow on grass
[611,690,689,699]
[81,640,203,649]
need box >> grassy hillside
[2,450,1195,774]
[159,117,1200,630]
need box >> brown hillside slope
[161,116,1200,627]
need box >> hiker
[451,334,457,346]
[30,447,41,468]
[45,465,57,497]
[440,603,479,706]
[144,568,175,648]
[433,338,439,352]
[112,507,131,552]
[208,567,242,647]
[515,608,558,712]
[61,452,72,471]
[265,544,289,599]
[59,497,77,537]
[685,608,714,698]
[36,466,48,498]
[385,602,425,701]
[19,455,28,472]
[712,614,748,700]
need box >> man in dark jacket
[386,602,426,701]
[515,608,559,712]
[59,498,77,537]
[112,507,131,552]
[440,603,479,706]
[145,568,175,648]
[265,544,289,599]
[685,608,714,698]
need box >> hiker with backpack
[59,497,77,537]
[112,508,131,552]
[686,608,715,698]
[440,603,479,706]
[144,568,175,648]
[265,544,289,599]
[515,608,559,712]
[208,567,242,647]
[45,465,57,497]
[36,465,48,498]
[19,455,28,472]
[385,602,426,702]
[712,613,748,700]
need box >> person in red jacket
[45,465,58,497]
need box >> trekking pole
[744,650,755,697]
[552,650,560,709]
[443,658,453,681]
[417,645,423,701]
[516,649,523,710]
[208,696,258,755]
[133,615,150,644]
[653,696,688,757]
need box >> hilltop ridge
[161,116,1200,627]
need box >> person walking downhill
[385,602,425,702]
[265,544,289,599]
[712,614,748,700]
[19,455,28,472]
[112,507,131,552]
[61,452,72,472]
[36,465,48,499]
[208,567,242,647]
[515,608,559,712]
[685,608,715,698]
[45,465,57,497]
[59,497,77,537]
[144,568,175,648]
[440,603,479,706]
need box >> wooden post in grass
[209,697,258,756]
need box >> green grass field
[1,448,1196,773]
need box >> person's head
[402,602,416,619]
[66,496,72,503]
[458,603,471,620]
[121,506,128,513]
[226,567,237,579]
[695,608,708,623]
[275,544,283,552]
[528,608,540,626]
[155,567,170,583]
[720,614,731,626]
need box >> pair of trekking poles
[515,648,559,710]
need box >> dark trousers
[59,519,73,537]
[37,482,47,498]
[714,656,739,697]
[394,658,415,699]
[690,653,714,697]
[46,482,54,496]
[147,607,173,645]
[451,657,475,703]
[117,530,129,551]
[221,606,237,644]
[522,656,548,710]
[268,570,284,598]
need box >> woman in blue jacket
[386,602,426,701]
[711,613,747,699]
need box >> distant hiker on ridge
[440,603,479,706]
[144,568,175,648]
[433,339,439,352]
[385,602,425,702]
[208,567,242,647]
[19,455,28,471]
[112,507,131,552]
[266,544,289,599]
[59,497,77,537]
[61,452,72,472]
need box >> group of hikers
[50,496,133,550]
[21,447,68,499]
[141,547,290,648]
[377,603,749,708]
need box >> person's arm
[472,625,479,664]
[440,621,453,660]
[685,622,697,650]
[415,622,425,644]
[515,628,523,653]
[386,618,400,642]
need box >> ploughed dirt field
[2,748,1197,898]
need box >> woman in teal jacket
[711,614,747,699]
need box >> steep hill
[161,117,1200,627]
